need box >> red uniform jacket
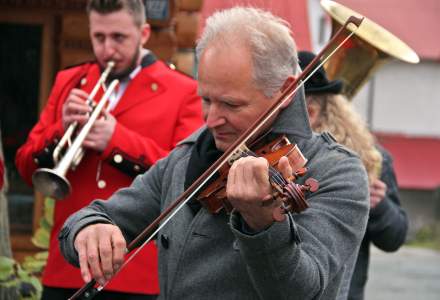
[15,55,203,294]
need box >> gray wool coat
[60,90,369,300]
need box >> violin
[197,135,319,221]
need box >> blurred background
[0,0,439,298]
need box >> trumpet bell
[320,0,419,99]
[32,168,71,199]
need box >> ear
[140,23,151,46]
[279,75,296,108]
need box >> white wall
[368,61,440,137]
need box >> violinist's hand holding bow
[74,223,126,286]
[226,156,292,232]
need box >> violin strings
[243,150,287,187]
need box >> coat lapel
[111,62,166,117]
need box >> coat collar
[269,85,312,140]
[140,51,157,68]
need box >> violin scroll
[271,176,319,222]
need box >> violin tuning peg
[305,178,319,193]
[272,206,287,222]
[294,167,308,178]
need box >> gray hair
[196,7,298,97]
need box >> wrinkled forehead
[198,43,255,91]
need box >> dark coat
[348,146,408,300]
[60,90,370,299]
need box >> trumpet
[32,62,119,199]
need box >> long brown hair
[307,93,382,183]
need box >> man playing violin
[60,7,369,299]
[16,0,203,299]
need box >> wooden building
[0,0,203,262]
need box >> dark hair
[86,0,146,26]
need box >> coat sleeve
[15,71,73,185]
[366,147,408,251]
[59,146,171,267]
[100,80,203,176]
[230,145,370,299]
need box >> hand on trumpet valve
[82,110,116,152]
[62,88,92,129]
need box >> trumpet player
[15,0,203,299]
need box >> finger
[236,158,250,198]
[226,162,237,191]
[376,180,387,192]
[70,88,90,100]
[98,235,114,281]
[101,109,112,120]
[75,236,91,283]
[376,189,386,199]
[253,157,269,185]
[67,101,92,114]
[238,157,251,187]
[370,184,386,199]
[66,114,89,125]
[371,179,386,189]
[64,102,91,116]
[84,130,101,143]
[370,196,381,208]
[111,230,126,272]
[82,139,97,149]
[86,233,105,286]
[251,157,270,198]
[278,156,293,181]
[91,118,105,130]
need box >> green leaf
[44,197,55,227]
[34,252,48,261]
[0,256,15,281]
[0,257,42,300]
[31,227,49,249]
[1,278,19,288]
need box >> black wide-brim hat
[298,51,343,95]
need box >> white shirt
[106,64,142,112]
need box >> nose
[103,38,116,60]
[204,103,225,129]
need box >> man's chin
[213,138,233,152]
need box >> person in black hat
[299,50,344,95]
[299,50,408,300]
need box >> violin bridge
[227,144,250,165]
